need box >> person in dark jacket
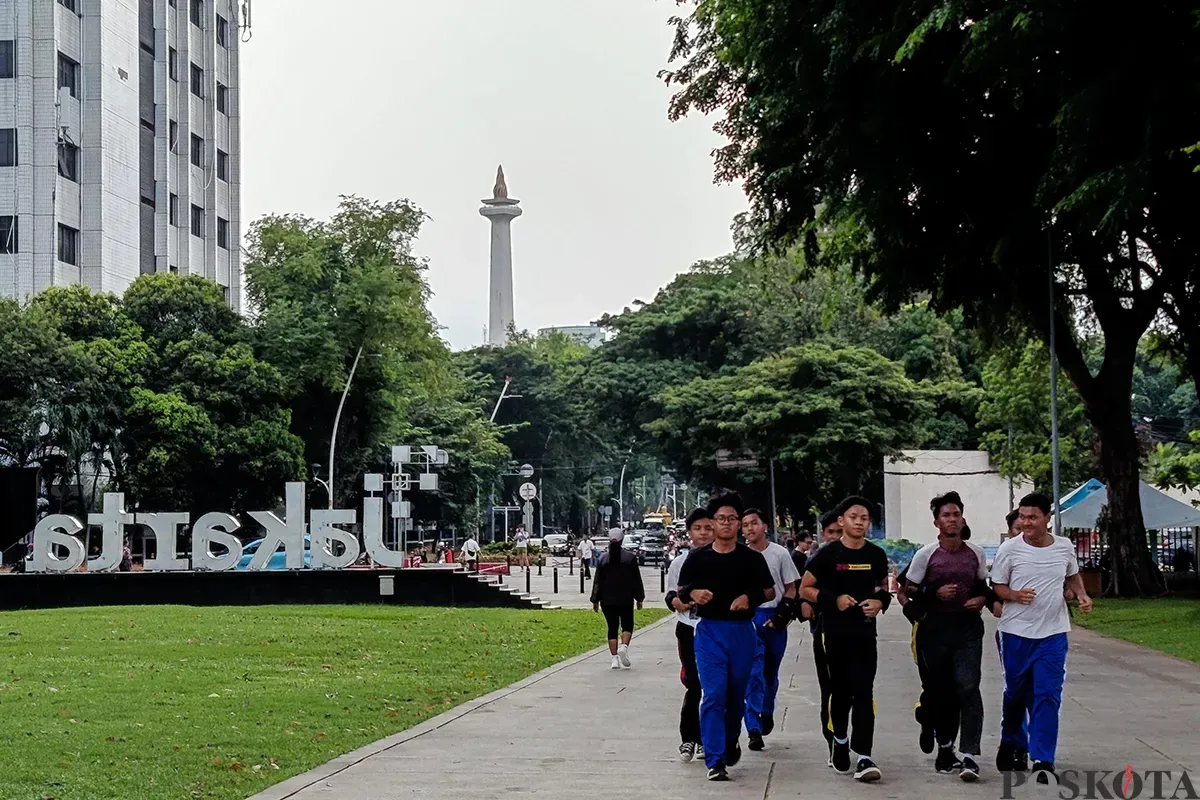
[591,529,645,669]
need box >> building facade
[0,0,242,310]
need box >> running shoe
[707,765,729,781]
[678,742,695,763]
[617,644,631,667]
[695,743,704,761]
[935,747,962,774]
[832,741,852,774]
[960,756,980,782]
[995,741,1016,772]
[1014,748,1029,772]
[760,713,775,736]
[1032,761,1056,785]
[610,655,621,670]
[919,725,935,755]
[747,730,765,751]
[726,742,743,767]
[854,757,882,782]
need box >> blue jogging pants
[695,618,758,769]
[999,632,1068,765]
[744,606,789,733]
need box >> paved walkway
[499,560,668,609]
[251,610,1200,800]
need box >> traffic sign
[602,476,614,486]
[519,482,537,501]
[599,505,612,517]
[519,463,535,478]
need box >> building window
[169,264,178,273]
[58,0,78,12]
[190,63,203,97]
[169,194,179,226]
[217,217,229,249]
[190,0,203,26]
[216,83,228,114]
[58,53,80,99]
[169,120,179,152]
[0,41,14,79]
[57,140,79,181]
[0,129,16,167]
[0,216,16,254]
[58,224,79,266]
[216,14,228,46]
[169,48,178,81]
[190,204,203,237]
[217,149,228,181]
[190,134,203,167]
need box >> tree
[663,0,1199,594]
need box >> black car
[637,533,668,566]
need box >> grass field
[0,605,667,800]
[1073,597,1200,662]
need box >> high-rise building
[0,0,242,310]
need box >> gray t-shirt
[905,540,988,612]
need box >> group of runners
[651,488,1092,784]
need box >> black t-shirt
[791,549,808,579]
[804,539,890,636]
[678,542,774,622]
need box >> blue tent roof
[1059,479,1105,511]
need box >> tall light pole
[327,345,380,509]
[487,377,521,542]
[617,455,630,526]
[1048,232,1062,533]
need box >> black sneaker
[935,747,962,774]
[760,713,775,736]
[747,730,765,751]
[1032,761,1056,785]
[919,725,935,754]
[1014,748,1029,772]
[707,764,729,781]
[726,742,743,767]
[854,757,882,782]
[995,741,1016,772]
[832,741,852,774]
[960,756,980,782]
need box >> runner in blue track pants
[677,490,775,782]
[740,507,800,752]
[991,492,1092,786]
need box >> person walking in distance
[513,527,530,569]
[992,493,1092,785]
[677,491,775,781]
[591,529,645,669]
[801,510,842,762]
[664,508,716,762]
[742,507,802,752]
[460,532,481,571]
[800,496,890,782]
[577,534,595,580]
[901,492,997,781]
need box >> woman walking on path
[591,529,645,669]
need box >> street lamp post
[326,346,381,509]
[486,377,522,543]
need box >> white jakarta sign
[27,477,400,574]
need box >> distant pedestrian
[664,508,715,763]
[119,539,133,572]
[591,529,645,670]
[461,534,480,570]
[578,534,595,579]
[514,528,529,569]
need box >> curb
[247,612,675,800]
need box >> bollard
[569,556,574,576]
[553,567,559,594]
[580,567,585,594]
[660,563,666,593]
[538,559,543,577]
[526,565,531,595]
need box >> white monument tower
[480,165,522,346]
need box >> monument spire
[480,166,521,346]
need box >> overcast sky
[240,0,747,350]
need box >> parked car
[637,533,668,566]
[543,533,570,555]
[622,532,644,552]
[236,536,313,570]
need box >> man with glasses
[677,491,775,782]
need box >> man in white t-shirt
[513,528,529,569]
[741,507,801,752]
[990,492,1091,786]
[664,508,715,762]
[460,534,481,570]
[577,535,595,579]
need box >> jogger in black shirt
[802,510,843,761]
[801,495,890,783]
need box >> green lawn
[1073,597,1200,662]
[0,605,666,800]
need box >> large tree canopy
[663,0,1200,594]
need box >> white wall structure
[538,324,604,348]
[883,450,1033,547]
[0,0,242,310]
[480,165,520,346]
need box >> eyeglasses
[713,515,739,524]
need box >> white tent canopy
[1058,480,1200,530]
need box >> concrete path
[250,610,1200,800]
[499,559,668,610]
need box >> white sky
[240,0,747,350]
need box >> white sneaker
[610,655,621,670]
[618,644,631,667]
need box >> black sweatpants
[824,631,878,756]
[921,613,984,756]
[812,628,833,746]
[913,621,960,744]
[676,621,702,744]
[601,603,634,640]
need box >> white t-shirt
[753,541,801,609]
[514,532,528,548]
[462,538,480,558]
[666,550,700,627]
[578,539,595,559]
[991,534,1080,639]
